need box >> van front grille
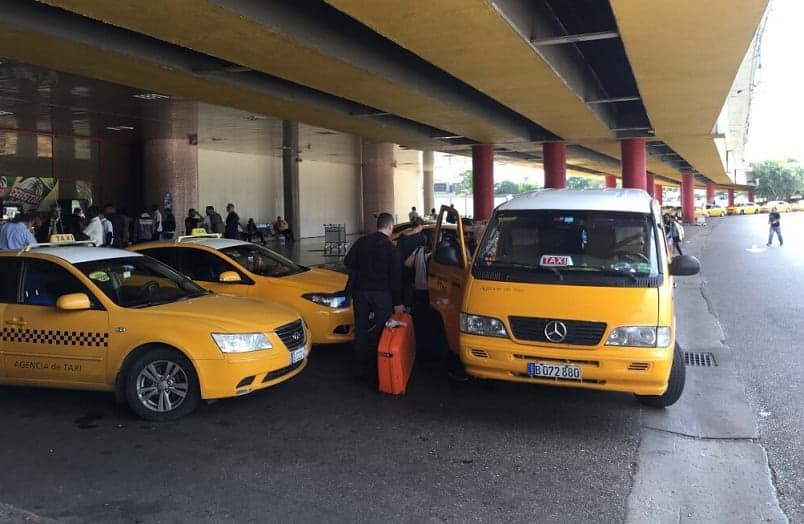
[509,316,606,346]
[628,362,650,371]
[470,349,489,358]
[512,354,600,367]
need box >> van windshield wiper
[487,262,564,281]
[588,267,639,282]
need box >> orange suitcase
[377,312,416,395]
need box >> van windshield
[473,210,661,286]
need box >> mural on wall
[0,176,93,211]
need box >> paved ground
[0,214,797,523]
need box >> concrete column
[706,183,716,205]
[282,120,300,240]
[655,184,663,205]
[728,188,735,207]
[472,144,494,220]
[543,142,567,189]
[142,101,198,219]
[605,175,617,188]
[362,141,395,231]
[621,138,647,190]
[422,150,435,216]
[682,173,696,224]
[646,174,655,197]
[748,190,755,203]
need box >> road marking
[746,244,767,253]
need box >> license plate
[527,362,582,380]
[290,348,306,365]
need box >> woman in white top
[82,206,105,246]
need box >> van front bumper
[459,334,673,396]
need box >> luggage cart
[324,223,348,255]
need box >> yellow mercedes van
[428,189,700,407]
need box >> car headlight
[211,333,272,353]
[460,313,508,338]
[605,326,671,348]
[302,293,350,308]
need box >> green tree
[752,160,803,199]
[518,182,538,193]
[566,176,603,189]
[453,169,473,195]
[494,180,519,195]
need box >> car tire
[635,343,685,408]
[125,347,201,421]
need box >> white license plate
[527,362,582,380]
[290,348,306,365]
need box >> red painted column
[646,174,655,197]
[728,189,735,207]
[543,142,567,189]
[621,138,647,190]
[748,190,755,203]
[655,184,663,205]
[682,173,696,224]
[605,175,617,188]
[472,144,494,221]
[706,183,716,205]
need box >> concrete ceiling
[0,0,769,186]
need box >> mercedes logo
[544,320,568,343]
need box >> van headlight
[460,313,508,338]
[605,326,671,348]
[211,333,272,353]
[302,293,350,308]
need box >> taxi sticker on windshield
[88,271,110,282]
[540,255,573,267]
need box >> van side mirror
[434,242,461,267]
[218,271,242,283]
[56,293,91,311]
[669,255,700,276]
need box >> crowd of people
[0,199,297,251]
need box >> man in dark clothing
[344,212,405,384]
[397,217,426,308]
[104,204,126,248]
[224,203,240,239]
[767,207,783,247]
[36,203,65,243]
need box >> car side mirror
[56,293,91,311]
[434,242,461,267]
[669,255,700,276]
[218,271,242,283]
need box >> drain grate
[684,351,717,367]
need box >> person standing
[82,206,105,246]
[224,203,240,239]
[151,205,163,241]
[185,208,202,235]
[397,217,426,308]
[162,208,176,240]
[104,204,125,247]
[767,207,783,247]
[36,203,65,243]
[69,207,85,238]
[205,206,224,234]
[344,212,404,385]
[408,206,419,222]
[0,213,37,250]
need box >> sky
[744,0,804,163]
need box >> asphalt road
[0,213,798,523]
[695,212,804,523]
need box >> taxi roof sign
[176,229,222,243]
[21,234,95,252]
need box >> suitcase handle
[385,319,407,328]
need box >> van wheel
[125,347,200,421]
[636,343,685,408]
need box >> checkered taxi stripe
[1,328,109,347]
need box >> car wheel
[635,343,685,408]
[125,347,200,421]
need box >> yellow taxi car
[705,204,727,217]
[727,202,759,215]
[428,191,700,407]
[0,236,310,421]
[759,200,791,213]
[129,234,353,344]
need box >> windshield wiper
[588,267,639,281]
[487,262,564,281]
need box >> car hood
[134,293,301,332]
[273,267,348,294]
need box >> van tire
[636,343,685,408]
[124,347,201,421]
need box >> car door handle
[5,318,28,327]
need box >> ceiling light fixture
[0,110,13,116]
[105,125,135,131]
[133,93,169,100]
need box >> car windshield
[473,210,661,285]
[75,256,208,308]
[220,243,307,277]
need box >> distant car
[759,200,791,213]
[129,234,353,345]
[705,204,727,217]
[791,201,804,212]
[694,207,708,219]
[727,202,759,215]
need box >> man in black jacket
[344,212,405,384]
